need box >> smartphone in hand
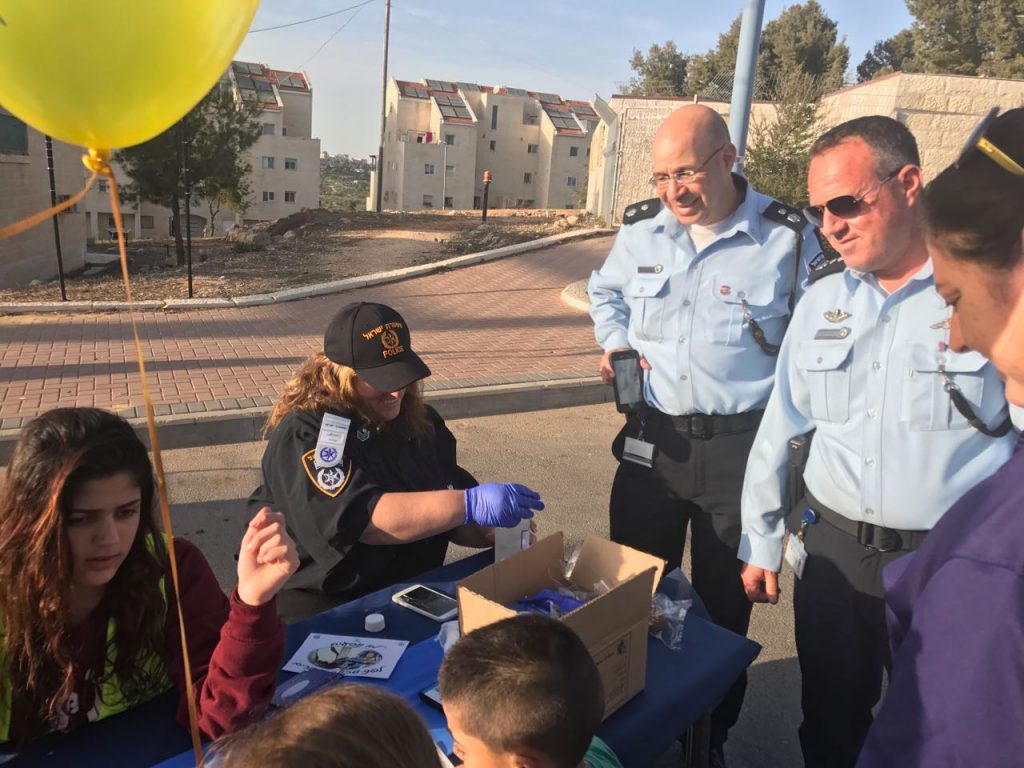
[610,349,644,413]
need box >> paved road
[162,403,802,768]
[0,236,612,429]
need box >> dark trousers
[608,410,757,750]
[793,510,917,768]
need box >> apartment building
[0,106,88,287]
[369,78,601,211]
[83,60,321,241]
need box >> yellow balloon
[0,0,260,151]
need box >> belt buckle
[689,414,713,439]
[857,522,899,552]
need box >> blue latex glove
[464,483,544,528]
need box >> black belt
[806,490,928,553]
[658,409,764,440]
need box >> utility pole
[374,0,392,213]
[481,171,492,222]
[440,139,448,210]
[728,0,766,175]
[44,135,68,301]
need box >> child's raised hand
[236,508,298,607]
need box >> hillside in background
[320,153,371,212]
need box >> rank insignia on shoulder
[761,200,806,233]
[622,198,661,225]
[302,449,352,497]
[808,255,846,284]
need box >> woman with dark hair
[858,108,1024,766]
[214,685,445,768]
[0,408,298,745]
[250,301,544,621]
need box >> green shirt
[584,736,624,768]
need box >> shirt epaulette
[622,198,661,225]
[761,200,807,234]
[807,256,846,284]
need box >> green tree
[977,0,1024,77]
[685,1,849,100]
[856,29,917,81]
[117,85,261,263]
[626,41,689,96]
[743,72,821,208]
[906,0,1024,78]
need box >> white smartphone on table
[391,584,459,622]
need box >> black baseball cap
[323,302,431,392]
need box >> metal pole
[43,135,68,301]
[481,171,491,222]
[374,0,392,213]
[728,0,767,174]
[441,140,447,210]
[182,115,194,298]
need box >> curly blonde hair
[265,353,431,437]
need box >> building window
[445,165,455,177]
[285,191,296,203]
[261,156,274,169]
[282,126,288,136]
[285,157,298,170]
[527,144,538,154]
[0,112,28,154]
[423,194,434,208]
[489,140,496,151]
[474,195,481,209]
[140,215,155,229]
[262,123,275,135]
[98,179,110,193]
[444,133,455,146]
[523,172,533,184]
[567,176,577,187]
[569,146,579,157]
[424,163,435,175]
[262,191,275,202]
[56,194,78,214]
[491,105,498,130]
[444,196,454,208]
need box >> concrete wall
[0,113,88,287]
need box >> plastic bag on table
[649,591,692,651]
[435,620,461,655]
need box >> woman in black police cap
[250,301,544,621]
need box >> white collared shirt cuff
[738,530,784,572]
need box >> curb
[560,278,591,312]
[0,228,615,316]
[0,377,612,463]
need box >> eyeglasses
[802,168,903,228]
[649,144,727,188]
[956,106,1024,177]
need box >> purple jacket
[858,434,1024,768]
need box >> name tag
[622,437,655,468]
[814,327,851,340]
[314,413,351,468]
[784,533,807,579]
[637,265,663,274]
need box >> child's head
[215,684,443,768]
[0,407,167,739]
[438,614,604,768]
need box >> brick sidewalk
[0,236,613,429]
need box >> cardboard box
[456,531,665,718]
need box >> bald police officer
[739,116,1017,767]
[588,104,823,763]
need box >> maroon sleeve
[163,538,285,740]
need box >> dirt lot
[0,209,596,303]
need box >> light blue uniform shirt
[739,261,1017,571]
[588,181,822,416]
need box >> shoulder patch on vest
[807,256,846,284]
[761,200,807,234]
[302,449,352,497]
[622,198,661,225]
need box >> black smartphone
[419,682,443,711]
[610,349,644,413]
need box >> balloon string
[0,170,97,241]
[103,163,204,767]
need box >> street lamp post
[440,139,448,210]
[481,170,492,222]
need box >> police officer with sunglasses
[738,115,1018,768]
[588,104,823,765]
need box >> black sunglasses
[956,106,1024,177]
[803,168,903,228]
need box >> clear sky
[236,0,914,157]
